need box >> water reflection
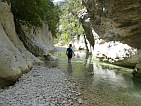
[67,63,72,75]
[47,47,141,105]
[92,63,134,91]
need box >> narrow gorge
[1,0,141,87]
[1,0,141,105]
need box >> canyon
[1,0,141,87]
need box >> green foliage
[56,0,84,43]
[2,0,10,4]
[2,0,61,37]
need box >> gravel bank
[0,65,82,106]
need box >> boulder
[45,53,58,61]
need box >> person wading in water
[66,44,75,62]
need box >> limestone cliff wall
[15,22,54,57]
[0,1,54,87]
[82,0,141,48]
[81,0,141,77]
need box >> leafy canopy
[55,0,84,43]
[2,0,61,37]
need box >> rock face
[81,0,141,77]
[78,8,94,49]
[0,1,54,87]
[82,0,141,48]
[15,22,54,57]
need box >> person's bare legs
[68,58,71,63]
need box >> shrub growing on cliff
[2,0,61,37]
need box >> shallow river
[46,47,141,106]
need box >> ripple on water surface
[46,47,141,105]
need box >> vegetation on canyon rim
[2,0,61,37]
[2,0,84,43]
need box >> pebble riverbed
[0,65,83,106]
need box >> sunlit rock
[93,40,139,68]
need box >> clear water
[46,47,141,106]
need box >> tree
[55,0,84,43]
[2,0,61,37]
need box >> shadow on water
[46,47,141,105]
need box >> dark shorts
[68,53,72,59]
